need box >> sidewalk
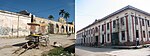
[111,45,143,49]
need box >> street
[75,46,150,56]
[0,34,75,56]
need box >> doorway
[102,35,104,44]
[111,32,119,46]
[95,36,98,46]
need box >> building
[76,5,150,47]
[0,10,74,38]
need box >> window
[121,31,125,40]
[82,32,83,37]
[143,31,145,38]
[99,25,100,32]
[113,20,116,28]
[91,29,92,34]
[107,23,109,30]
[120,17,124,25]
[135,16,138,25]
[93,28,94,33]
[102,25,104,31]
[95,27,98,32]
[107,34,109,41]
[136,30,139,38]
[142,19,145,26]
[149,31,150,38]
[147,20,150,27]
[85,31,86,35]
[89,29,90,34]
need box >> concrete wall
[0,10,31,37]
[0,10,75,38]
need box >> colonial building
[0,10,74,38]
[76,5,150,46]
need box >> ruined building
[0,10,74,38]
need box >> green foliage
[42,47,73,56]
[48,15,54,20]
[59,9,65,17]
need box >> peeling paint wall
[0,10,31,37]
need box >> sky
[0,0,75,22]
[75,0,150,32]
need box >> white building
[76,5,150,46]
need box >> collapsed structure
[76,5,150,46]
[0,10,74,38]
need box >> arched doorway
[66,26,68,33]
[56,24,59,33]
[69,26,71,33]
[61,25,64,33]
[72,27,74,33]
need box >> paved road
[75,46,150,56]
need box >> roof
[18,10,31,16]
[77,5,150,33]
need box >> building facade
[0,10,74,38]
[76,5,150,46]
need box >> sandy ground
[75,46,150,56]
[0,34,75,56]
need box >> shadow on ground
[12,42,26,47]
[64,44,75,53]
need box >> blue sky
[0,0,75,22]
[75,0,150,31]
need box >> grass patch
[42,47,74,56]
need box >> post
[17,15,19,38]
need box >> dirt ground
[0,34,75,56]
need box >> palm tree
[64,12,70,22]
[64,12,70,34]
[48,15,54,20]
[59,9,65,17]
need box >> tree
[48,15,54,20]
[58,9,70,34]
[64,12,70,34]
[59,9,65,17]
[64,12,70,23]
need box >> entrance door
[111,32,119,46]
[95,36,98,46]
[102,35,104,44]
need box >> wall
[0,10,31,37]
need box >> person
[53,42,62,47]
[136,38,139,46]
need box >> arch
[95,27,98,33]
[56,24,59,33]
[61,25,65,33]
[69,26,71,32]
[66,26,68,33]
[69,26,71,33]
[72,27,74,33]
